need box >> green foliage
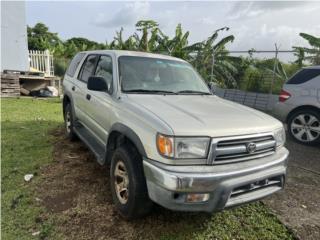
[28,22,238,82]
[293,32,320,65]
[28,22,316,91]
[1,98,63,240]
[236,56,291,94]
[27,23,61,51]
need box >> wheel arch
[105,123,147,164]
[286,105,320,123]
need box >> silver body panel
[63,50,288,212]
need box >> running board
[73,123,106,165]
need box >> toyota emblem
[247,142,256,153]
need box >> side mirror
[87,76,108,91]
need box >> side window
[66,53,85,77]
[94,55,113,93]
[287,69,320,84]
[78,55,99,83]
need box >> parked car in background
[63,50,288,219]
[274,66,320,145]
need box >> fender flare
[108,123,147,157]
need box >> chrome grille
[210,134,276,164]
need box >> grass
[1,98,295,240]
[1,98,63,239]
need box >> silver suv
[274,66,320,145]
[63,50,288,219]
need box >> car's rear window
[66,53,85,77]
[286,69,320,84]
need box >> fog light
[186,193,209,203]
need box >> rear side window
[287,69,320,84]
[78,55,99,83]
[66,53,85,77]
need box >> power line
[228,50,294,53]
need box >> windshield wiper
[176,90,211,95]
[123,89,176,94]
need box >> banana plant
[293,33,320,65]
[190,27,239,87]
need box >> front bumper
[143,147,289,212]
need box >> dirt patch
[43,191,78,213]
[264,139,320,240]
[36,128,209,240]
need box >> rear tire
[110,144,153,219]
[288,109,320,145]
[64,103,77,141]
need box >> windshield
[118,56,210,94]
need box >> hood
[126,94,282,137]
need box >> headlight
[274,127,286,147]
[157,134,210,159]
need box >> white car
[274,66,320,145]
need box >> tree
[135,20,159,51]
[27,23,61,50]
[293,33,320,65]
[190,27,240,87]
[156,24,194,59]
[65,37,105,51]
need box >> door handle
[86,94,91,100]
[72,86,75,91]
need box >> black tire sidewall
[110,146,152,219]
[64,104,77,140]
[288,109,320,145]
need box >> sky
[25,1,320,62]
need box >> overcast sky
[26,1,320,62]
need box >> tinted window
[78,55,99,82]
[94,55,113,93]
[66,53,85,77]
[287,69,320,84]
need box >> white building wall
[1,1,29,72]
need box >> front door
[84,55,115,144]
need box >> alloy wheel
[290,113,320,142]
[114,161,129,204]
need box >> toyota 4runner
[62,50,289,219]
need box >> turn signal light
[157,134,173,157]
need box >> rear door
[63,52,85,118]
[75,54,99,126]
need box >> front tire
[288,109,320,145]
[110,144,153,219]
